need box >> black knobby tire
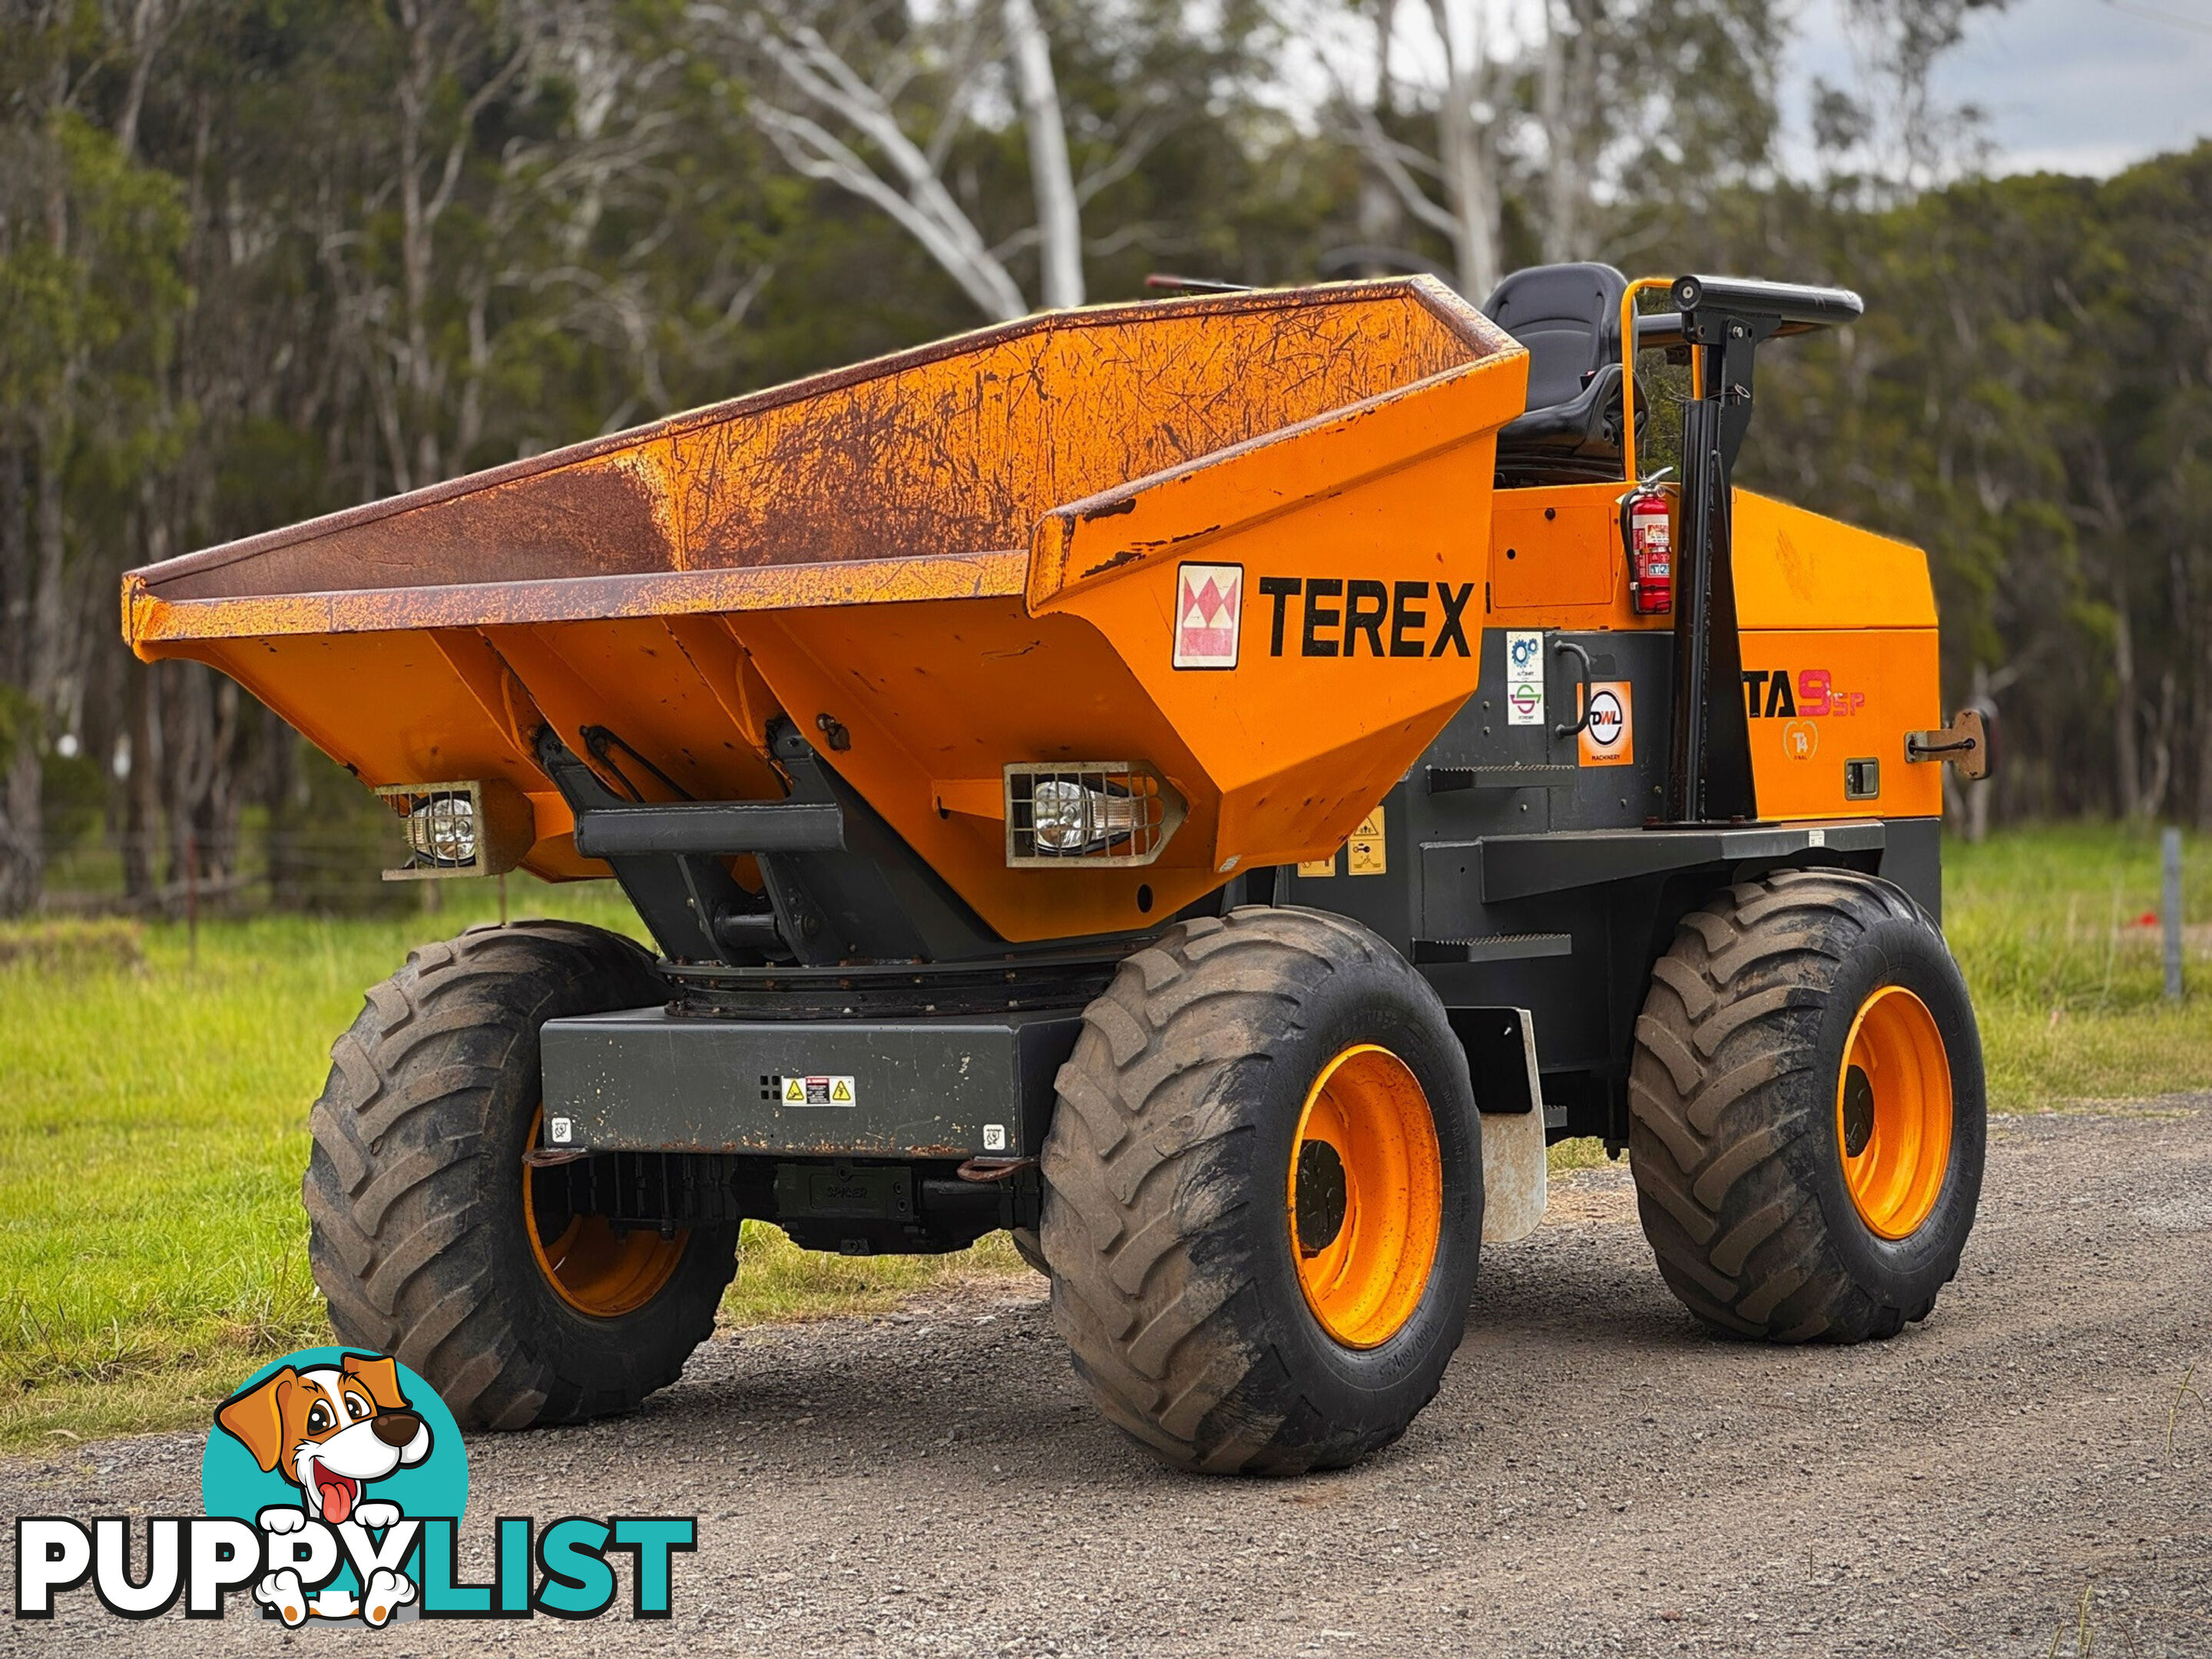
[1040,906,1483,1475]
[1008,1227,1050,1276]
[1628,869,1985,1343]
[305,920,739,1429]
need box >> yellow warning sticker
[1347,808,1386,876]
[782,1075,858,1107]
[1296,853,1337,878]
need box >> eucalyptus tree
[1312,0,1780,298]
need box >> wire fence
[30,819,426,919]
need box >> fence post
[2163,826,2184,1002]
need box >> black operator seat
[1479,262,1631,485]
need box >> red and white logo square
[1173,563,1243,670]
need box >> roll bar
[1670,274,1863,332]
[1632,280,1863,353]
[1631,273,1865,828]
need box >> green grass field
[4,826,2210,1452]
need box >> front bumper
[538,1006,1084,1160]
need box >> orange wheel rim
[1286,1044,1443,1349]
[522,1108,687,1317]
[1835,987,1953,1239]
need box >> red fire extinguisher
[1621,475,1674,615]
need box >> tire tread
[1628,871,1975,1343]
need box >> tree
[723,1,1081,320]
[1320,0,1780,299]
[1810,0,2012,200]
[0,81,188,910]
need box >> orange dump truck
[126,270,1994,1473]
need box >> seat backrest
[1479,263,1628,412]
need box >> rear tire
[305,921,739,1429]
[1008,1227,1050,1276]
[1628,869,1985,1343]
[1041,907,1482,1475]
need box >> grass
[3,823,2209,1451]
[0,884,1024,1453]
[1946,823,2212,1106]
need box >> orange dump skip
[124,277,1528,943]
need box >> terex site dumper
[126,269,1994,1473]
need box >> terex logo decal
[1173,563,1243,669]
[1253,579,1475,659]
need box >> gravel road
[7,1098,2209,1657]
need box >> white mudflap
[1478,1006,1548,1243]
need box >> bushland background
[2,0,2210,903]
[2,0,2210,1447]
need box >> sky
[1267,0,2210,189]
[1793,0,2212,178]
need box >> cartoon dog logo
[214,1351,432,1626]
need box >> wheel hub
[523,1107,687,1317]
[1835,986,1954,1239]
[1840,1065,1876,1157]
[1286,1044,1443,1349]
[1294,1140,1349,1253]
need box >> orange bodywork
[1733,491,1943,821]
[122,272,1948,942]
[124,278,1528,942]
[1483,482,1943,823]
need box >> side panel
[1737,629,1943,820]
[1732,490,1937,631]
[1731,489,1942,824]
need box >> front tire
[1041,907,1482,1475]
[305,921,739,1429]
[1628,869,1985,1343]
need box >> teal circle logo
[202,1347,466,1625]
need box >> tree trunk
[2196,605,2212,831]
[1435,70,1500,301]
[0,419,74,913]
[0,442,25,690]
[263,704,303,908]
[2144,669,2177,819]
[1002,0,1083,310]
[0,732,38,916]
[2112,565,2141,817]
[1535,0,1598,263]
[1964,661,1993,843]
[122,660,160,900]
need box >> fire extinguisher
[1620,472,1674,615]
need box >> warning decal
[1347,807,1387,876]
[1578,682,1634,767]
[1505,631,1545,726]
[779,1075,858,1107]
[1173,563,1243,670]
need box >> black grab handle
[1552,639,1595,740]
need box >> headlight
[406,794,477,865]
[1005,763,1184,867]
[374,779,535,882]
[1028,778,1153,855]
